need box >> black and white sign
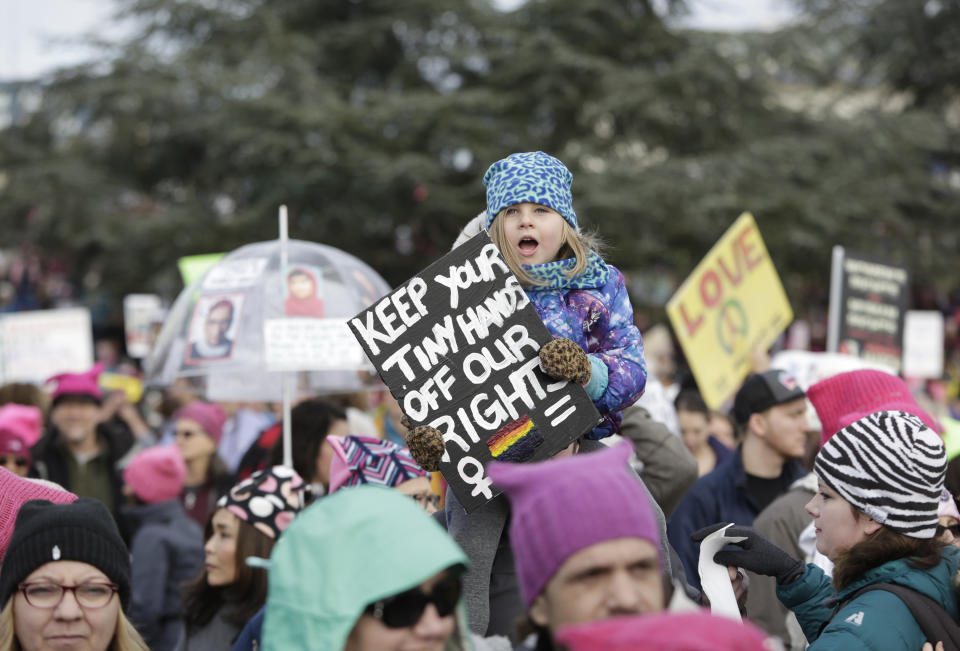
[827,246,909,373]
[349,233,600,512]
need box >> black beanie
[0,498,131,609]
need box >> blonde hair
[0,597,148,651]
[488,210,602,287]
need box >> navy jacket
[666,448,806,591]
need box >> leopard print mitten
[406,425,445,471]
[538,337,590,384]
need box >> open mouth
[517,236,539,256]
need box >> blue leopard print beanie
[483,151,577,230]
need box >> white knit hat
[814,410,946,539]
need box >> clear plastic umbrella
[144,238,391,401]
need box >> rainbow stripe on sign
[487,416,543,463]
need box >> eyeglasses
[0,455,28,468]
[19,582,119,609]
[365,573,461,628]
[410,493,440,511]
[937,523,960,538]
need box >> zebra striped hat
[814,410,946,539]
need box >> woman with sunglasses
[182,466,304,650]
[261,485,484,651]
[172,401,233,528]
[0,404,43,478]
[0,497,148,651]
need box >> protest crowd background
[1,1,960,650]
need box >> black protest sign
[827,246,909,372]
[349,232,600,513]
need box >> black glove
[691,523,805,585]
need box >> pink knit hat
[123,445,187,504]
[0,468,76,561]
[807,369,941,446]
[554,612,771,651]
[173,401,228,444]
[487,441,659,607]
[0,404,43,463]
[47,363,105,404]
[327,435,427,494]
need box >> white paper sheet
[698,523,747,621]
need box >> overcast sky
[0,0,797,82]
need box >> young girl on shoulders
[482,150,646,439]
[412,150,647,468]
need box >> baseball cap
[733,369,805,424]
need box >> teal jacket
[261,486,472,651]
[777,545,960,650]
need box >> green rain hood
[262,485,470,650]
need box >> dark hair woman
[701,410,959,651]
[182,467,304,649]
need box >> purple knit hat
[173,401,227,444]
[487,441,659,607]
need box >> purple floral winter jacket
[526,265,647,439]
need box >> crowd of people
[0,151,956,651]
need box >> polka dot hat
[217,466,306,539]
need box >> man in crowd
[486,441,704,649]
[667,369,809,590]
[31,365,134,519]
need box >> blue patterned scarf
[523,251,610,291]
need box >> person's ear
[748,412,768,438]
[861,514,882,536]
[529,593,550,628]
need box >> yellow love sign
[666,213,793,409]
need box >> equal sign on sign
[544,394,576,427]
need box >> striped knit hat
[815,410,946,538]
[327,435,427,494]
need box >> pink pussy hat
[807,369,941,446]
[555,611,771,651]
[47,363,106,405]
[123,445,187,504]
[0,468,76,561]
[487,440,659,607]
[173,401,228,444]
[0,404,43,462]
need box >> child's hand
[406,425,445,471]
[539,338,590,384]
